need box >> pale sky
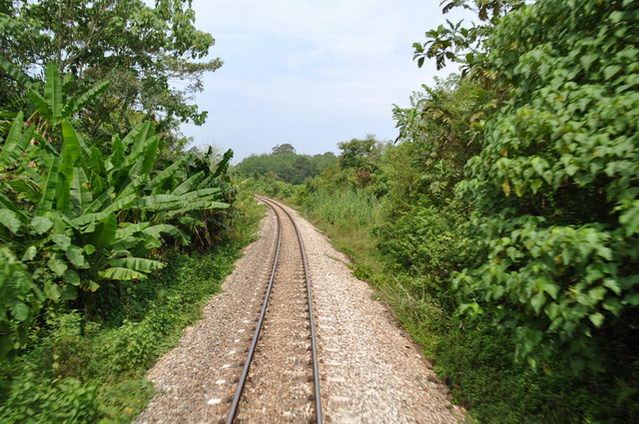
[181,0,459,161]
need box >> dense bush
[0,0,220,136]
[0,244,252,423]
[0,2,253,420]
[0,63,234,361]
[455,0,639,376]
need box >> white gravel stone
[135,201,465,423]
[275,201,465,423]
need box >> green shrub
[455,0,639,378]
[0,62,234,360]
[0,180,263,422]
[0,373,99,424]
[0,246,248,422]
[300,189,378,228]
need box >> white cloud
[195,0,437,62]
[182,0,455,159]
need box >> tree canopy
[0,0,221,138]
[235,145,337,185]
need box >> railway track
[225,195,323,423]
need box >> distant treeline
[234,143,337,184]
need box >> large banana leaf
[212,149,233,178]
[134,194,183,211]
[114,222,189,248]
[36,157,60,215]
[163,200,229,219]
[98,257,165,281]
[86,188,113,214]
[106,127,157,192]
[0,112,31,169]
[126,123,153,158]
[121,122,151,150]
[139,136,159,177]
[181,187,222,199]
[54,174,71,215]
[98,267,146,281]
[124,141,158,184]
[60,120,87,181]
[72,194,138,227]
[28,90,50,120]
[60,80,109,118]
[69,167,92,217]
[0,54,29,86]
[171,171,204,196]
[114,222,151,239]
[128,136,159,179]
[43,63,63,124]
[0,193,28,220]
[5,176,41,205]
[89,213,116,254]
[143,224,189,245]
[109,257,164,273]
[149,156,188,188]
[106,136,125,175]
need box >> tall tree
[0,0,221,137]
[272,143,296,154]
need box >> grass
[297,189,385,277]
[0,194,264,423]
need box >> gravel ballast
[135,211,277,423]
[276,201,465,424]
[136,200,464,423]
[235,201,315,423]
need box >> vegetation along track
[225,195,323,423]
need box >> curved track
[225,195,323,423]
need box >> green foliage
[0,247,43,358]
[0,373,99,424]
[0,0,221,136]
[299,188,379,230]
[455,0,639,377]
[24,63,109,130]
[0,240,256,423]
[336,136,386,187]
[1,2,246,420]
[391,0,639,421]
[413,0,524,70]
[235,144,337,185]
[0,63,234,361]
[241,175,302,203]
[271,143,296,154]
[252,1,639,421]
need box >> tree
[0,62,234,360]
[272,143,296,154]
[235,145,337,184]
[412,0,524,71]
[311,152,337,172]
[0,0,221,137]
[338,136,382,172]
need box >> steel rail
[225,197,282,424]
[225,195,323,424]
[260,196,324,424]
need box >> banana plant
[27,63,109,130]
[0,60,236,359]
